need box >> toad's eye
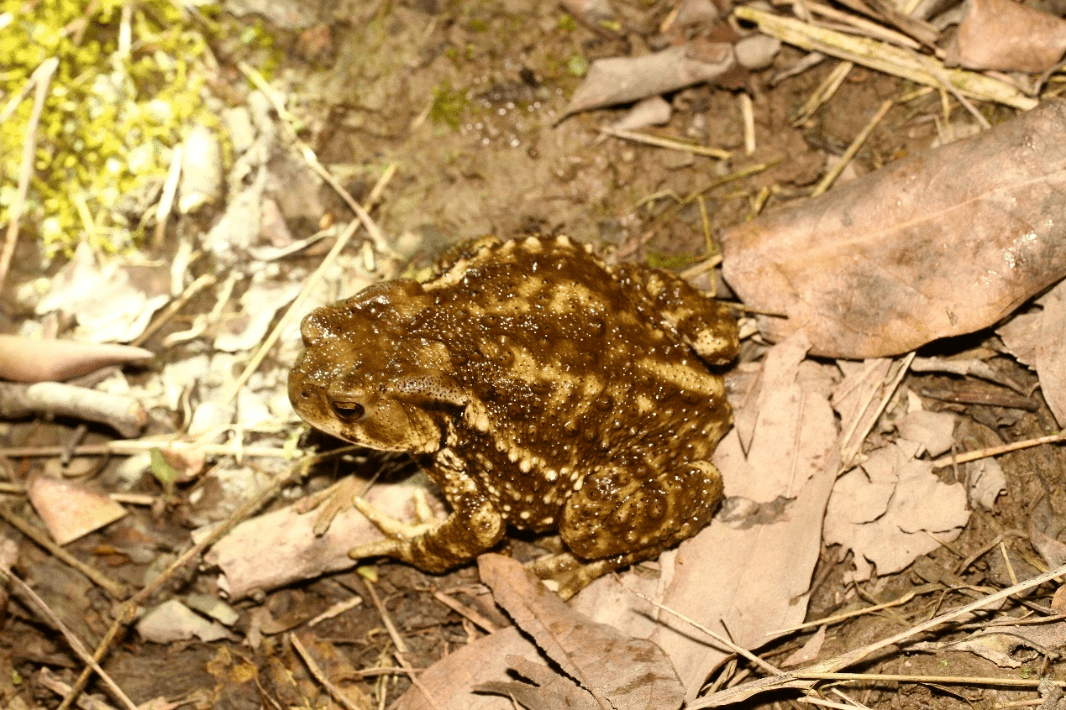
[331,399,366,421]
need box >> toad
[289,235,738,598]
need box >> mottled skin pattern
[289,235,738,598]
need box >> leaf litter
[7,0,1066,708]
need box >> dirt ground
[2,0,1065,708]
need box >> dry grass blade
[691,561,1066,707]
[599,126,732,159]
[734,6,1037,110]
[793,60,853,126]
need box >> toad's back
[408,236,734,528]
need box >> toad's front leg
[350,465,505,573]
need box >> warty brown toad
[289,235,738,598]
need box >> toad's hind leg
[545,460,724,596]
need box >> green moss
[429,81,468,129]
[0,0,225,256]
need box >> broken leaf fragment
[823,440,970,581]
[27,475,127,546]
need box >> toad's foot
[349,491,504,573]
[349,492,442,561]
[526,550,640,601]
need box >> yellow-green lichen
[0,0,215,256]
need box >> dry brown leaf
[476,656,597,710]
[622,332,839,699]
[997,307,1042,368]
[946,0,1066,73]
[721,99,1066,359]
[0,381,148,437]
[27,474,127,545]
[823,440,970,580]
[1031,526,1066,569]
[564,38,738,115]
[137,599,235,644]
[0,335,153,383]
[394,627,543,710]
[896,409,956,458]
[478,554,685,710]
[781,625,826,667]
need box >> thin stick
[0,57,59,293]
[432,590,498,634]
[364,579,408,654]
[797,671,1066,688]
[627,587,783,677]
[0,506,126,599]
[132,272,216,347]
[932,431,1066,469]
[0,568,138,710]
[772,586,933,634]
[290,633,366,710]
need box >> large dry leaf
[478,554,684,710]
[721,99,1066,359]
[946,0,1066,73]
[653,333,838,699]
